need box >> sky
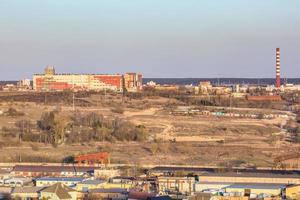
[0,0,300,80]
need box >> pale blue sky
[0,0,300,79]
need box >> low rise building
[76,179,106,192]
[17,79,32,90]
[94,168,121,179]
[158,176,195,195]
[35,177,85,187]
[1,177,32,187]
[198,172,300,184]
[88,188,129,200]
[11,186,44,200]
[224,183,285,198]
[12,165,97,177]
[285,184,300,199]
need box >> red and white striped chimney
[276,48,281,88]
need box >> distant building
[285,184,300,199]
[76,179,106,192]
[2,84,16,91]
[88,188,128,200]
[33,66,142,92]
[17,79,31,88]
[158,176,195,195]
[12,165,97,177]
[11,186,44,200]
[94,168,120,179]
[35,177,85,187]
[146,81,157,87]
[224,183,285,197]
[198,81,213,94]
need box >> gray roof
[90,188,128,194]
[0,186,12,194]
[12,186,44,194]
[35,177,85,182]
[225,183,286,190]
[80,179,105,185]
[0,169,10,174]
[151,166,300,178]
[41,183,75,199]
[200,172,300,179]
[13,165,98,173]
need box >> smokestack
[276,48,281,88]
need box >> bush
[111,106,124,114]
[30,144,39,151]
[5,107,24,117]
[296,115,300,123]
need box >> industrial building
[33,66,142,92]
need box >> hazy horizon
[1,0,300,80]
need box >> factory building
[33,66,142,92]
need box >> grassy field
[0,92,297,167]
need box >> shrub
[30,144,39,151]
[111,106,124,114]
[5,107,24,117]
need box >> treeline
[126,88,287,110]
[1,111,147,147]
[284,114,300,143]
[0,91,94,106]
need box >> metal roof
[200,172,300,179]
[150,166,300,178]
[35,177,85,182]
[90,188,128,194]
[80,179,105,185]
[225,183,286,190]
[13,165,98,173]
[12,186,45,194]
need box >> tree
[15,120,33,142]
[296,115,300,124]
[37,111,55,144]
[52,114,70,145]
[6,107,24,117]
[37,111,70,145]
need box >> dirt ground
[0,94,297,167]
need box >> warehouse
[224,183,285,198]
[12,165,98,177]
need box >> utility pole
[72,92,75,112]
[104,87,106,103]
[72,75,75,112]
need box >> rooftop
[12,186,45,194]
[41,183,75,199]
[79,179,105,185]
[13,165,98,173]
[35,177,85,182]
[151,166,300,178]
[225,183,286,190]
[89,188,128,194]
